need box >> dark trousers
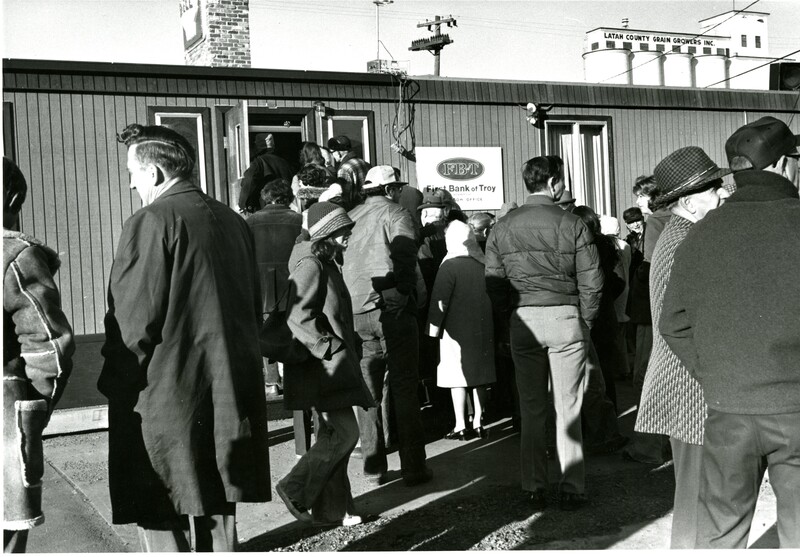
[3,530,28,553]
[136,504,236,552]
[669,437,703,549]
[632,324,653,395]
[581,340,622,449]
[354,308,427,478]
[697,409,800,549]
[280,408,360,523]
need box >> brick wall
[183,0,251,68]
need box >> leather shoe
[558,492,588,511]
[528,489,548,511]
[444,428,473,441]
[403,467,433,487]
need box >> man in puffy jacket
[3,157,74,552]
[485,156,603,512]
[342,165,432,488]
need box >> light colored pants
[280,407,360,523]
[137,505,236,552]
[510,305,588,495]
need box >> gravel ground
[242,459,676,551]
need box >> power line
[598,0,761,84]
[704,48,800,88]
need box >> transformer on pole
[409,15,457,76]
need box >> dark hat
[363,165,407,192]
[417,189,452,210]
[327,135,352,152]
[652,147,731,209]
[622,206,644,224]
[307,201,354,241]
[725,116,800,171]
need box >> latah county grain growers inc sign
[415,147,503,210]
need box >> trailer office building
[3,59,798,432]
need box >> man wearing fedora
[342,165,432,487]
[327,135,370,194]
[485,156,603,512]
[659,118,800,548]
[634,146,731,548]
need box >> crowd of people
[3,115,798,551]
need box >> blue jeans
[353,308,427,478]
[696,409,800,548]
[510,305,588,495]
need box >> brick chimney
[181,0,251,67]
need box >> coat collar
[729,170,799,203]
[152,179,201,202]
[524,194,557,207]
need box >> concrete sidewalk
[36,387,780,551]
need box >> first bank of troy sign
[415,147,504,210]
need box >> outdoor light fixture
[526,102,554,128]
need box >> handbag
[258,257,315,364]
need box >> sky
[3,0,800,83]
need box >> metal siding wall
[4,69,797,335]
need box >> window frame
[540,116,616,216]
[147,106,213,195]
[318,110,376,164]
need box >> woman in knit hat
[276,202,375,527]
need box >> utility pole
[409,15,457,76]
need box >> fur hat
[652,147,731,209]
[307,202,354,241]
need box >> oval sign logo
[437,158,484,181]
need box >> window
[148,107,213,194]
[741,34,747,47]
[544,119,613,216]
[703,47,712,54]
[717,48,727,56]
[320,111,376,164]
[656,44,665,52]
[688,46,696,54]
[591,42,599,51]
[755,36,761,48]
[606,41,616,49]
[623,42,632,50]
[3,102,15,160]
[640,43,649,51]
[671,45,681,52]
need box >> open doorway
[223,103,317,211]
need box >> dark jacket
[660,171,800,415]
[627,209,670,325]
[246,204,303,313]
[484,195,604,326]
[99,180,271,524]
[4,231,74,530]
[284,242,375,411]
[343,195,418,314]
[239,151,294,212]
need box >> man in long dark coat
[99,124,270,552]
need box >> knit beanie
[307,202,354,241]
